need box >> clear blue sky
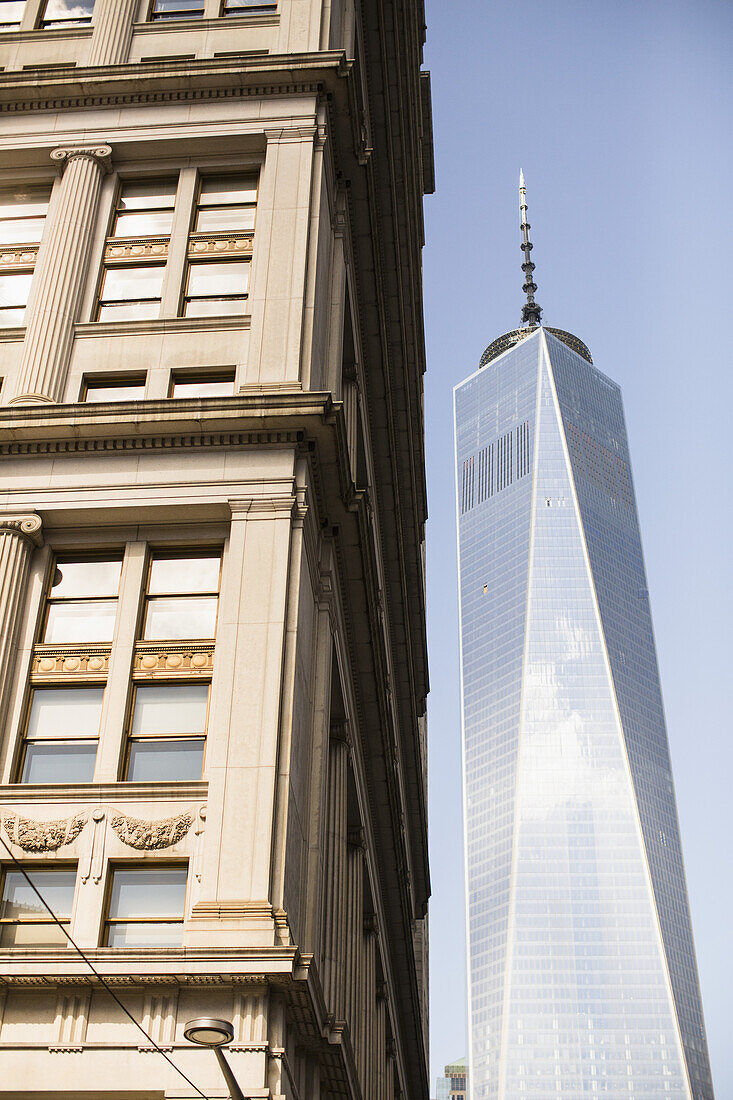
[422,0,732,1092]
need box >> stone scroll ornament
[2,811,86,853]
[109,811,194,851]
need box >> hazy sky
[422,0,732,1092]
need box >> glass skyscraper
[455,317,714,1098]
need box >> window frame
[102,862,189,948]
[0,863,77,948]
[38,552,123,646]
[122,678,211,782]
[17,683,105,785]
[148,0,205,21]
[168,370,236,398]
[38,0,94,28]
[80,373,148,403]
[140,548,223,643]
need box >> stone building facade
[0,2,433,1098]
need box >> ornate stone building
[0,2,433,1098]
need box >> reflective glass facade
[455,328,713,1100]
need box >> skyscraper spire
[519,169,542,327]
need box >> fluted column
[321,727,349,1019]
[345,827,364,1081]
[0,515,42,733]
[88,0,138,67]
[362,916,377,1099]
[13,146,112,405]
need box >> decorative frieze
[104,238,169,264]
[187,232,254,258]
[109,811,194,851]
[0,245,38,270]
[31,647,111,679]
[133,644,214,677]
[3,811,86,853]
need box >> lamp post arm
[214,1047,246,1100]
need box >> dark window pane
[149,554,220,595]
[127,738,205,781]
[171,376,235,398]
[44,599,117,642]
[1,869,75,919]
[21,742,97,783]
[132,684,208,736]
[51,558,121,598]
[108,867,187,919]
[143,595,218,640]
[26,688,104,739]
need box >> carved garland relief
[2,808,198,853]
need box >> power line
[0,832,211,1100]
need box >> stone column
[362,915,377,1099]
[12,146,112,405]
[0,515,42,733]
[321,726,349,1019]
[345,828,364,1082]
[88,0,138,67]
[375,981,388,1100]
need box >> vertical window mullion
[92,542,147,783]
[159,167,198,324]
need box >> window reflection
[0,868,75,947]
[126,683,208,781]
[104,866,187,947]
[83,377,146,402]
[42,556,121,643]
[170,373,235,398]
[41,0,94,27]
[142,552,221,640]
[21,687,103,784]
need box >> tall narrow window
[142,552,221,641]
[40,0,94,27]
[42,557,122,644]
[182,176,256,317]
[0,867,76,946]
[20,687,104,783]
[104,865,188,947]
[126,682,209,781]
[0,185,51,325]
[97,179,177,322]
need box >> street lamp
[183,1017,245,1100]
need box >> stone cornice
[0,512,42,546]
[0,780,208,804]
[0,52,350,115]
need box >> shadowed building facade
[0,2,433,1098]
[454,182,713,1100]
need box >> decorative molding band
[0,781,208,804]
[3,810,86,853]
[50,145,112,175]
[74,314,250,338]
[0,245,38,269]
[0,430,305,458]
[104,239,169,263]
[187,233,253,258]
[190,900,274,921]
[109,811,193,851]
[0,513,43,546]
[32,646,111,679]
[133,644,214,677]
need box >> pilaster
[345,825,365,1078]
[321,726,349,1019]
[0,514,42,737]
[12,146,112,405]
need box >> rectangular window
[104,865,187,947]
[41,0,94,27]
[223,0,276,10]
[0,187,50,246]
[42,557,122,643]
[150,0,204,19]
[170,372,235,398]
[20,686,103,783]
[82,376,147,402]
[0,1,25,31]
[0,271,34,326]
[182,175,256,317]
[0,867,75,947]
[142,552,221,641]
[97,179,177,322]
[126,682,208,781]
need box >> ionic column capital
[0,513,43,547]
[330,718,352,748]
[50,145,113,176]
[347,826,365,852]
